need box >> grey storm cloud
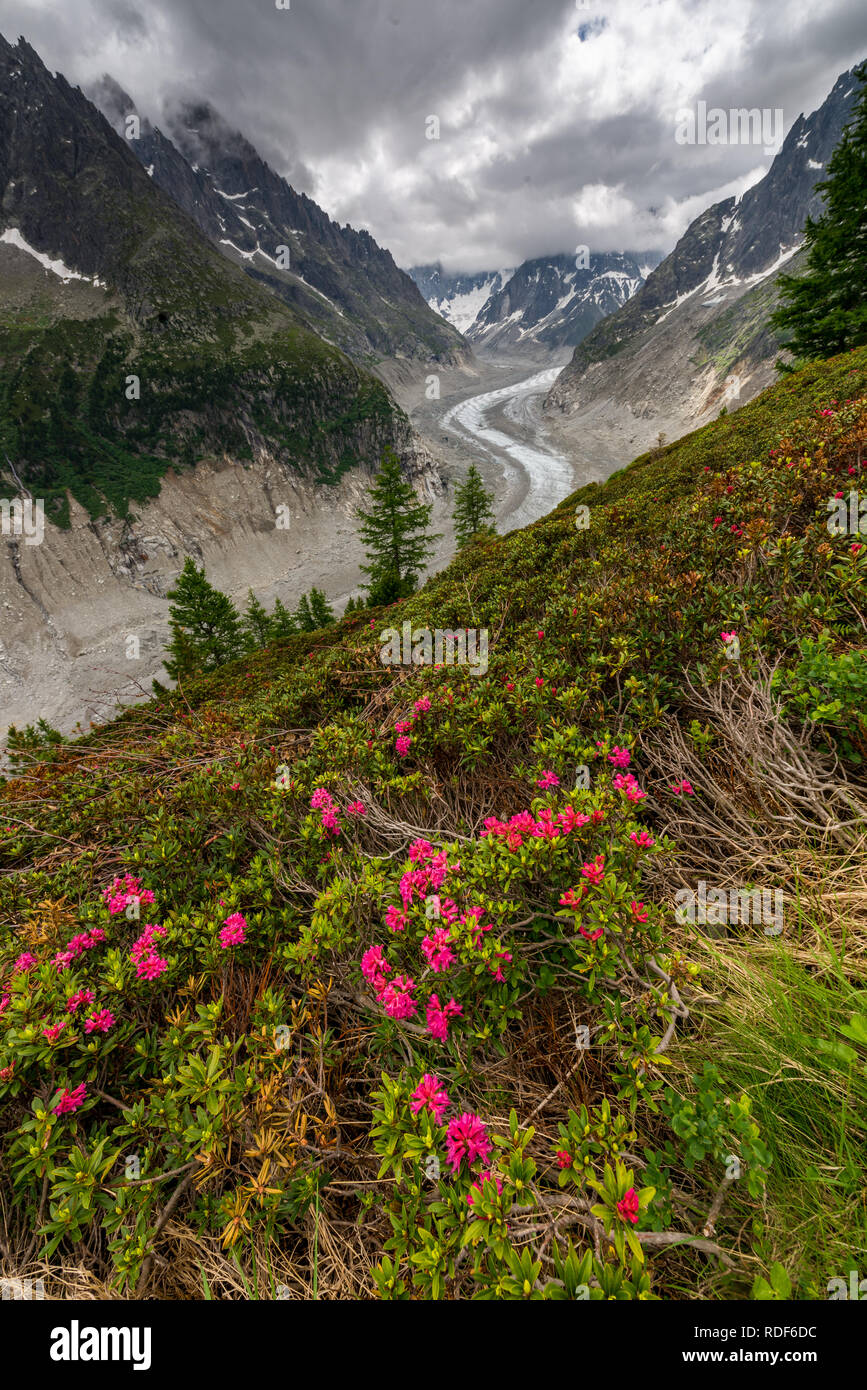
[2,0,866,271]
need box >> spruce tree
[772,61,867,363]
[453,464,496,548]
[355,447,440,605]
[241,590,273,650]
[164,558,242,679]
[295,592,314,632]
[270,597,298,638]
[309,587,335,628]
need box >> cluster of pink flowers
[630,829,655,848]
[608,746,631,769]
[13,953,37,975]
[482,805,591,851]
[219,912,247,949]
[42,1018,68,1044]
[536,770,560,789]
[414,696,431,715]
[361,945,417,1019]
[446,1112,491,1172]
[52,928,106,973]
[426,993,462,1040]
[410,1072,450,1124]
[421,927,455,973]
[581,854,605,886]
[346,801,366,816]
[616,1187,640,1224]
[66,988,95,1013]
[310,788,342,836]
[53,1081,87,1116]
[395,735,412,758]
[612,773,646,804]
[721,630,738,644]
[669,780,695,796]
[84,1009,115,1034]
[130,923,168,981]
[399,840,460,908]
[102,874,155,917]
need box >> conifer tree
[453,464,496,548]
[164,558,242,679]
[270,597,298,638]
[772,62,867,364]
[309,587,335,628]
[355,448,440,605]
[241,590,273,650]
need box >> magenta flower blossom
[53,1082,87,1115]
[612,772,647,803]
[385,905,408,934]
[320,808,341,836]
[84,1009,115,1034]
[629,830,655,848]
[669,780,694,796]
[630,901,649,923]
[380,973,418,1020]
[310,788,334,810]
[421,928,455,973]
[721,630,737,643]
[413,696,431,714]
[536,770,560,789]
[130,923,168,980]
[426,992,462,1041]
[395,734,412,757]
[0,994,10,1015]
[581,855,605,886]
[616,1187,640,1224]
[42,1019,68,1043]
[446,1112,491,1172]
[608,745,631,768]
[136,953,168,981]
[395,720,412,734]
[102,874,155,916]
[346,801,366,816]
[409,839,435,863]
[410,1073,450,1124]
[361,944,391,990]
[220,913,247,948]
[66,989,95,1014]
[13,953,37,974]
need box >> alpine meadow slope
[1,344,866,1300]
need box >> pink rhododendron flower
[612,773,646,803]
[721,630,737,642]
[310,788,333,810]
[395,720,412,734]
[320,808,341,836]
[409,839,435,864]
[130,923,168,980]
[102,874,155,917]
[616,1187,640,1224]
[53,1082,87,1115]
[446,1112,491,1172]
[556,1150,572,1169]
[670,780,694,796]
[84,1009,115,1034]
[630,901,649,923]
[42,1019,68,1043]
[426,993,462,1041]
[421,927,455,973]
[13,953,37,974]
[66,989,95,1014]
[0,994,10,1015]
[536,770,560,789]
[410,1073,450,1124]
[395,734,412,757]
[581,855,605,886]
[608,746,631,768]
[534,677,544,688]
[413,696,431,714]
[52,951,73,972]
[488,949,512,983]
[630,830,655,848]
[385,906,408,934]
[380,973,417,1020]
[220,913,247,948]
[361,945,391,991]
[346,801,366,816]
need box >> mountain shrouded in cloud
[0,0,864,272]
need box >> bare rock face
[0,434,443,739]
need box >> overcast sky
[3,0,866,272]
